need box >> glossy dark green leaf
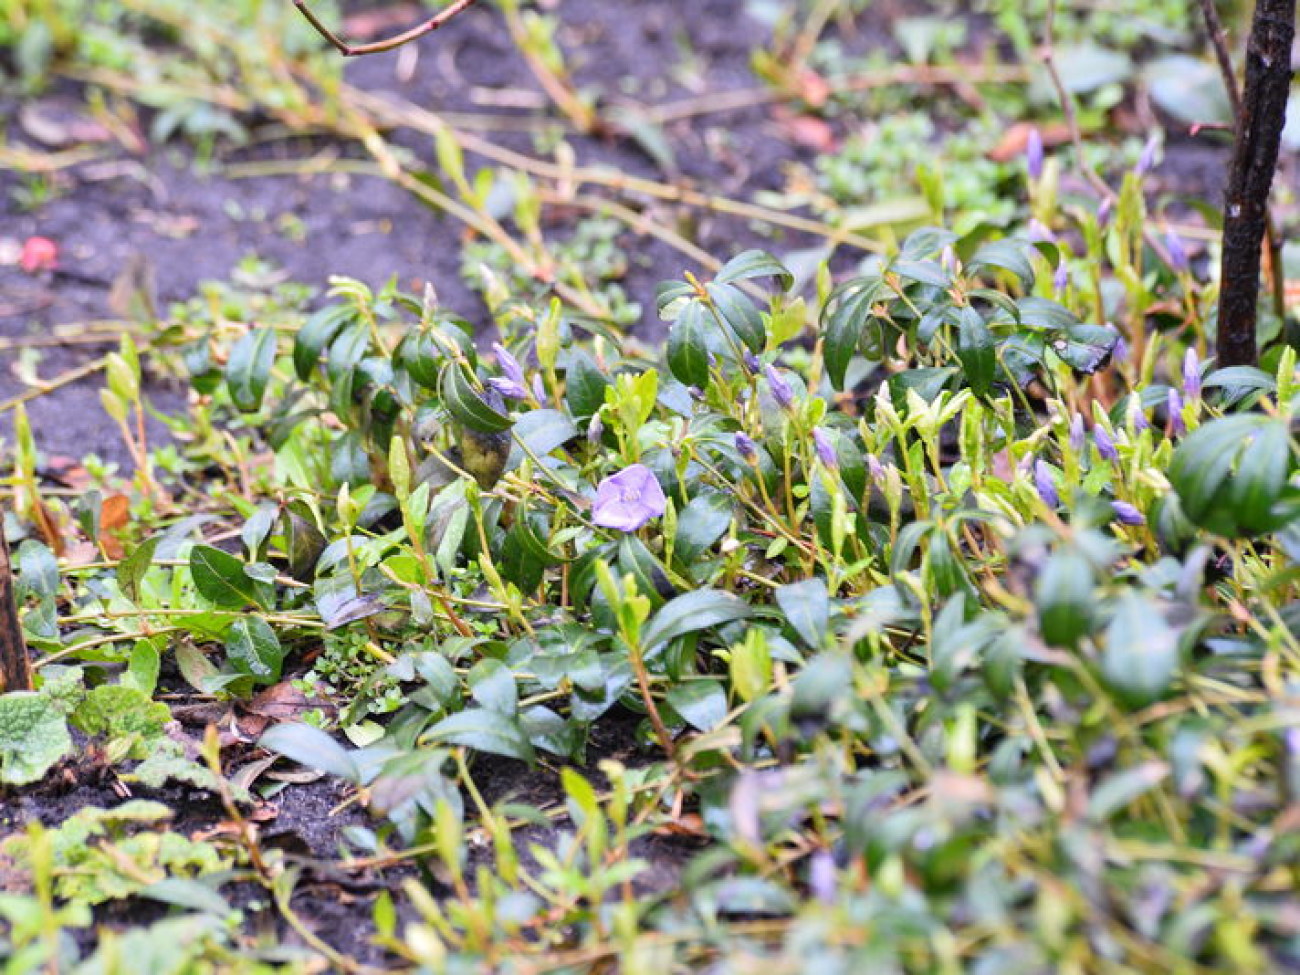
[1101,594,1179,705]
[226,326,278,412]
[706,281,765,353]
[116,535,159,603]
[715,249,793,291]
[467,658,518,715]
[641,588,752,650]
[775,578,830,649]
[667,300,712,389]
[225,616,284,682]
[424,708,536,763]
[1035,548,1095,648]
[968,239,1035,288]
[564,349,611,421]
[439,363,513,433]
[189,544,263,609]
[956,305,995,396]
[293,304,351,381]
[666,680,727,731]
[823,281,882,390]
[674,491,733,565]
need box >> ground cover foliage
[2,0,1300,972]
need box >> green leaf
[225,326,278,413]
[0,692,71,785]
[71,685,170,752]
[440,363,513,433]
[118,536,160,603]
[674,491,734,565]
[259,723,361,782]
[508,409,577,469]
[424,708,536,763]
[294,304,352,380]
[822,281,882,389]
[667,300,712,389]
[666,680,728,731]
[189,545,264,609]
[140,878,232,917]
[1087,761,1171,821]
[706,282,765,353]
[225,617,285,683]
[775,578,830,649]
[641,589,753,650]
[967,239,1035,288]
[1035,549,1095,649]
[715,249,793,290]
[467,659,518,715]
[1101,594,1180,705]
[565,350,611,421]
[956,305,995,397]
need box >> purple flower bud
[813,428,837,468]
[940,245,958,276]
[734,431,757,462]
[1069,413,1085,453]
[492,342,527,389]
[1111,500,1145,526]
[743,349,761,373]
[591,464,667,533]
[532,373,548,404]
[1026,126,1044,181]
[765,365,795,411]
[587,413,604,445]
[1094,426,1118,462]
[1136,134,1159,176]
[1165,230,1189,273]
[809,849,837,905]
[1034,459,1060,509]
[486,377,529,401]
[1182,347,1202,400]
[1132,405,1150,433]
[1054,260,1069,295]
[1097,197,1113,227]
[1111,335,1130,364]
[1027,219,1056,244]
[866,453,885,482]
[1167,387,1186,436]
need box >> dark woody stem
[292,0,481,57]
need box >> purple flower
[1165,230,1189,273]
[587,414,604,445]
[1182,347,1202,400]
[734,432,757,462]
[765,365,795,411]
[1111,500,1145,526]
[1132,405,1150,432]
[1111,335,1130,364]
[1027,219,1056,244]
[866,453,885,482]
[809,849,837,905]
[812,428,837,468]
[1054,260,1069,295]
[1136,134,1159,176]
[940,245,958,276]
[1026,127,1044,181]
[1167,387,1186,436]
[591,465,667,532]
[1034,460,1060,509]
[532,373,548,404]
[743,349,761,374]
[1094,426,1118,462]
[1069,413,1085,453]
[1097,197,1113,227]
[489,343,529,400]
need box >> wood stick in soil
[0,528,33,693]
[1216,0,1295,367]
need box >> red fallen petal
[19,236,59,273]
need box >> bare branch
[293,0,482,58]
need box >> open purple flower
[592,464,666,532]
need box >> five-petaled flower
[592,464,667,532]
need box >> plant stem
[0,527,33,692]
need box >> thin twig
[292,0,481,57]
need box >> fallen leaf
[19,237,58,274]
[988,121,1072,163]
[98,494,130,559]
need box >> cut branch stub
[1216,0,1295,367]
[0,528,33,693]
